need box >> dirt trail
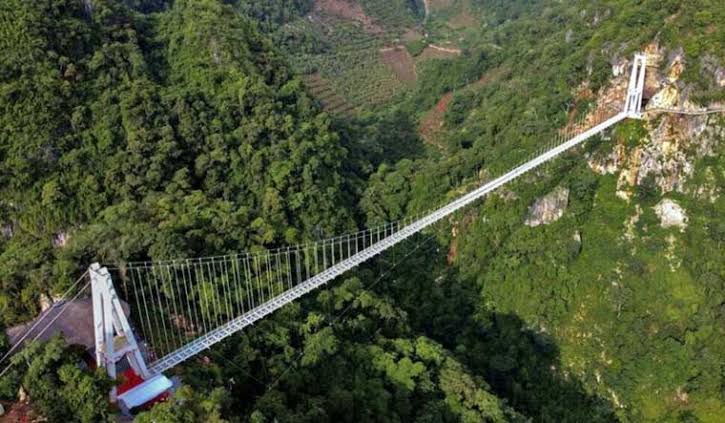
[428,44,462,54]
[380,47,418,83]
[417,45,459,61]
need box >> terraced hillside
[249,0,474,116]
[279,0,428,114]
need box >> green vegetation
[405,39,429,57]
[357,0,725,420]
[135,386,229,423]
[0,0,354,325]
[0,337,112,422]
[241,0,427,113]
[285,19,408,111]
[358,0,422,36]
[0,0,723,422]
[238,0,314,29]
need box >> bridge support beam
[90,263,150,402]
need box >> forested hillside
[0,0,357,325]
[0,0,723,422]
[360,0,725,421]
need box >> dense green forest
[0,0,723,421]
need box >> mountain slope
[0,0,353,324]
[358,0,724,420]
[0,1,722,421]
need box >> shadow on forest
[180,235,619,422]
[466,312,617,422]
[335,109,427,169]
[378,236,619,422]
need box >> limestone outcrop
[586,44,722,201]
[653,199,688,230]
[525,186,569,227]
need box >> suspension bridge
[4,54,651,407]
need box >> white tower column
[624,53,647,118]
[90,263,150,401]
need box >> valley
[0,1,723,422]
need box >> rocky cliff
[587,44,723,205]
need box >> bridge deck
[148,111,629,374]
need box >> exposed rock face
[525,186,569,227]
[39,292,67,312]
[649,84,679,109]
[615,145,641,200]
[644,42,664,64]
[644,49,709,113]
[611,57,627,77]
[571,230,583,254]
[39,293,53,312]
[665,234,682,272]
[1,224,12,238]
[573,230,582,244]
[699,55,725,87]
[52,231,70,248]
[643,42,664,96]
[588,143,624,175]
[623,205,642,242]
[691,166,721,203]
[82,0,93,16]
[615,112,719,200]
[654,199,688,230]
[646,51,685,110]
[588,45,723,200]
[565,29,574,43]
[666,53,684,82]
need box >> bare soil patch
[426,0,455,12]
[418,92,453,147]
[380,46,417,83]
[448,9,477,28]
[418,67,506,146]
[0,401,42,423]
[314,0,383,34]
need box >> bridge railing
[112,218,417,362]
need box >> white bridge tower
[91,263,170,408]
[624,53,647,118]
